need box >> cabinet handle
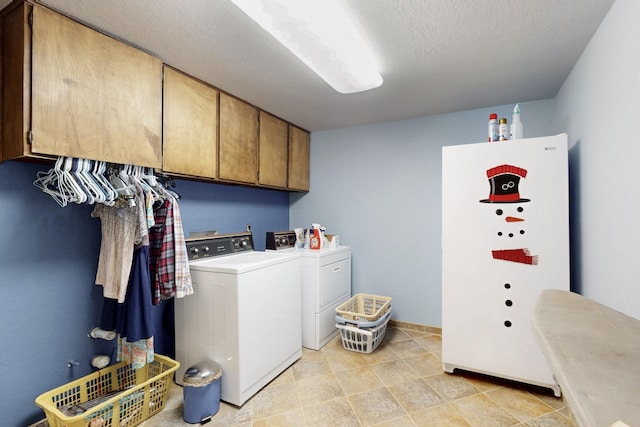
[334,266,341,272]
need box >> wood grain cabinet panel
[2,2,30,161]
[163,67,218,179]
[219,92,258,184]
[258,111,288,188]
[288,125,310,191]
[3,2,163,167]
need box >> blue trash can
[182,360,222,424]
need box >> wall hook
[89,327,116,340]
[66,359,80,368]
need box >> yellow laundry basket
[35,354,179,427]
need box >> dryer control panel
[266,230,297,250]
[186,232,254,260]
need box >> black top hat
[479,164,530,203]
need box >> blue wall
[553,0,640,319]
[0,160,289,426]
[290,99,558,328]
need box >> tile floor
[141,326,576,427]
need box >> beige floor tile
[140,326,576,427]
[388,337,429,358]
[425,373,480,401]
[453,393,520,427]
[252,408,306,427]
[385,327,412,343]
[335,365,384,395]
[291,355,333,380]
[139,407,185,426]
[364,342,401,365]
[486,387,555,423]
[266,364,296,387]
[388,378,443,413]
[372,414,418,427]
[406,352,447,377]
[295,372,344,406]
[527,389,566,411]
[410,402,472,427]
[302,397,361,427]
[523,410,575,427]
[319,334,345,355]
[558,405,575,420]
[401,329,432,338]
[325,349,369,373]
[206,401,253,426]
[250,382,300,420]
[349,387,407,426]
[301,347,325,358]
[413,334,443,353]
[373,358,419,386]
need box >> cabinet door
[258,111,288,188]
[2,2,30,161]
[219,93,258,184]
[288,125,310,191]
[30,4,162,167]
[163,67,218,179]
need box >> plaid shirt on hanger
[149,198,176,304]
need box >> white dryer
[174,232,301,406]
[267,231,351,350]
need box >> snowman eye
[496,209,503,216]
[517,207,524,213]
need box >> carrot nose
[506,216,524,222]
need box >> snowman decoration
[480,164,538,266]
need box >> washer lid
[189,250,299,273]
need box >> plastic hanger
[93,161,117,205]
[33,157,68,207]
[61,157,87,204]
[71,158,95,204]
[80,159,106,204]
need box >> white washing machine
[267,231,351,350]
[174,232,301,406]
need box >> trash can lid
[183,361,222,386]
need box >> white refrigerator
[441,134,569,396]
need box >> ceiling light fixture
[230,0,383,94]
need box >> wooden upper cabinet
[3,2,163,167]
[219,92,258,184]
[258,111,288,188]
[288,125,310,191]
[2,2,29,161]
[163,66,218,179]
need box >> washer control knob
[190,247,199,254]
[202,246,210,253]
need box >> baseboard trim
[389,319,441,335]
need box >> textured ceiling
[34,0,615,131]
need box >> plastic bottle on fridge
[510,103,524,140]
[488,113,499,142]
